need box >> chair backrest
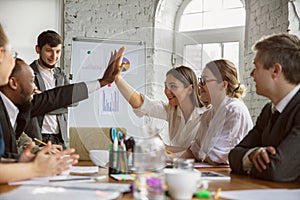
[69,127,126,160]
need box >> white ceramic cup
[165,168,208,200]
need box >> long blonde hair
[0,23,8,48]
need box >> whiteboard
[69,37,146,137]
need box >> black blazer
[24,61,70,140]
[229,89,300,182]
[0,98,17,158]
[1,82,88,159]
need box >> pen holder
[109,150,129,175]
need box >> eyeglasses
[11,50,18,58]
[3,49,18,58]
[198,76,218,86]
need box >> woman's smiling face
[164,74,192,106]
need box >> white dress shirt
[190,96,253,164]
[37,64,59,134]
[0,92,19,130]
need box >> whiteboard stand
[68,37,147,138]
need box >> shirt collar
[274,84,300,113]
[36,60,55,75]
[0,92,19,128]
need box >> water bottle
[133,133,166,200]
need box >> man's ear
[8,77,18,90]
[272,63,282,78]
[35,45,40,54]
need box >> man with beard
[25,30,72,149]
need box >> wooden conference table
[1,161,300,200]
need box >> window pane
[179,0,245,31]
[202,43,221,67]
[184,44,203,73]
[203,0,222,11]
[223,0,244,9]
[184,0,203,14]
[179,13,203,32]
[224,42,239,68]
[184,42,240,73]
[203,8,245,30]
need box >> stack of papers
[201,171,230,181]
[68,166,99,175]
[8,175,94,185]
[9,166,100,185]
[194,162,230,168]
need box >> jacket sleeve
[30,82,88,117]
[229,103,270,174]
[250,108,300,182]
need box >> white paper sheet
[218,189,300,200]
[69,166,99,174]
[0,185,121,200]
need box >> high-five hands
[99,46,125,87]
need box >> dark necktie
[270,110,280,128]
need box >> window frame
[173,0,245,77]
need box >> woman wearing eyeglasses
[179,59,253,165]
[114,64,206,148]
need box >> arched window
[174,0,245,76]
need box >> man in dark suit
[229,33,300,182]
[0,46,124,159]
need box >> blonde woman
[180,59,253,165]
[114,64,206,148]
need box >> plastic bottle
[133,133,166,200]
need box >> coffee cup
[164,168,208,200]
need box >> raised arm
[113,48,144,109]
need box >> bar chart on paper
[102,89,119,112]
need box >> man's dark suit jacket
[229,89,300,182]
[25,61,70,143]
[0,82,88,159]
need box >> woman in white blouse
[115,65,206,148]
[178,59,253,165]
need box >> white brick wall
[289,0,300,35]
[243,0,289,121]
